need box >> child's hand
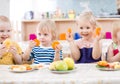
[28,40,36,49]
[55,44,62,53]
[0,44,8,57]
[95,31,105,41]
[8,46,18,56]
[66,32,73,42]
[54,44,62,61]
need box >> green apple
[55,61,68,71]
[49,61,58,70]
[63,57,75,70]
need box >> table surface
[0,63,120,84]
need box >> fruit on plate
[97,61,109,67]
[55,61,68,71]
[52,41,60,50]
[49,61,57,70]
[97,61,120,69]
[63,57,75,70]
[10,64,33,71]
[114,64,120,69]
[10,65,26,71]
[23,64,32,70]
[49,57,75,71]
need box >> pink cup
[29,34,37,40]
[105,32,112,39]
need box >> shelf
[22,18,120,22]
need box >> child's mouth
[1,37,8,40]
[82,34,89,37]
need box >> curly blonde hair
[37,19,57,41]
[76,11,97,29]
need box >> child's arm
[22,40,36,61]
[107,45,120,62]
[8,46,22,64]
[66,32,80,61]
[54,44,62,61]
[92,32,104,60]
[92,39,102,60]
[69,41,80,61]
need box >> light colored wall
[0,0,9,17]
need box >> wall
[56,0,117,16]
[32,0,117,16]
[0,0,9,17]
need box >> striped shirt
[28,46,62,64]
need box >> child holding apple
[0,15,23,64]
[23,20,62,64]
[66,11,104,63]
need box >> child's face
[0,25,12,42]
[37,28,52,46]
[78,20,94,39]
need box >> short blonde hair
[37,20,56,40]
[0,16,11,27]
[76,11,97,28]
[112,21,120,43]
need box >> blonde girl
[66,11,103,63]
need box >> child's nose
[82,29,87,33]
[40,35,45,39]
[3,31,7,35]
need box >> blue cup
[74,33,81,40]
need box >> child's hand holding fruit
[66,28,73,42]
[28,40,36,49]
[94,27,105,41]
[52,41,62,61]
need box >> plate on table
[9,68,35,73]
[9,65,39,73]
[96,65,120,71]
[49,67,77,74]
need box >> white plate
[9,69,35,73]
[96,65,120,71]
[49,67,77,74]
[97,67,120,71]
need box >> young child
[66,11,103,63]
[23,20,62,64]
[107,21,120,62]
[0,16,23,64]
